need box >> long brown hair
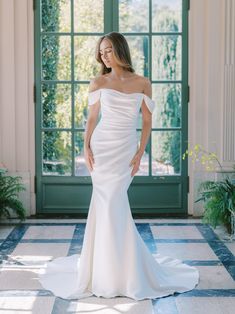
[95,32,135,75]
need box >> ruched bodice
[87,88,155,178]
[88,88,155,129]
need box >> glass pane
[152,0,182,33]
[126,36,149,76]
[42,84,71,128]
[119,0,149,33]
[152,131,181,175]
[42,35,71,81]
[152,83,181,128]
[136,131,149,176]
[41,0,71,33]
[74,132,90,176]
[74,36,100,81]
[74,84,89,128]
[152,35,181,81]
[42,131,72,175]
[74,0,104,32]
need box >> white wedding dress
[38,88,199,300]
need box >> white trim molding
[0,0,35,216]
[223,0,235,166]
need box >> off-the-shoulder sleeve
[88,89,101,106]
[142,94,156,113]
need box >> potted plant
[183,144,235,237]
[0,162,26,221]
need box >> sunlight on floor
[75,297,153,314]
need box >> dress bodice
[88,88,156,130]
[88,88,155,113]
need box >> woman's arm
[129,78,153,177]
[84,79,100,172]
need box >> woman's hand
[129,150,143,177]
[84,145,94,172]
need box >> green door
[34,0,190,215]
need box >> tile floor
[0,218,234,314]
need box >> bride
[38,31,199,300]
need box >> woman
[38,31,199,300]
[84,33,153,178]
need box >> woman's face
[99,39,115,68]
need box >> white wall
[0,0,234,216]
[188,0,235,215]
[0,0,35,215]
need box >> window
[35,0,189,213]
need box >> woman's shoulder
[136,74,151,85]
[132,74,151,93]
[88,75,107,93]
[127,73,150,84]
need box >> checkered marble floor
[0,218,235,314]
